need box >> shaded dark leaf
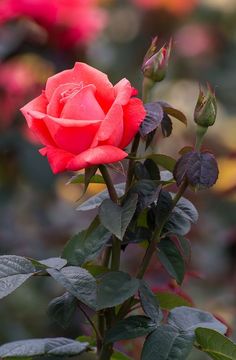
[139,281,162,324]
[47,266,97,310]
[141,325,193,360]
[105,316,156,343]
[130,180,161,211]
[48,292,77,328]
[168,306,227,335]
[158,238,185,285]
[77,183,125,211]
[174,151,219,190]
[99,194,138,240]
[140,102,164,137]
[172,195,198,223]
[62,217,111,266]
[165,211,191,236]
[96,271,139,310]
[161,113,173,137]
[144,159,160,180]
[0,255,36,299]
[0,338,88,358]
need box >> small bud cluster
[142,37,172,83]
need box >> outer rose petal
[39,146,75,174]
[93,103,124,147]
[119,97,146,149]
[114,78,132,106]
[45,62,115,112]
[20,93,56,147]
[67,145,128,171]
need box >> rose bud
[194,84,217,128]
[142,38,172,83]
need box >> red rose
[21,62,146,174]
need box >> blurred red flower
[0,0,107,48]
[133,0,198,16]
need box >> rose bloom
[133,0,198,15]
[21,62,146,174]
[0,0,106,47]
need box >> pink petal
[47,82,82,117]
[45,62,115,113]
[67,145,128,171]
[39,146,75,174]
[93,103,124,147]
[119,97,146,149]
[20,93,56,147]
[114,78,132,106]
[61,84,105,120]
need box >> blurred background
[0,0,236,358]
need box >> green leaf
[105,316,156,344]
[0,338,88,358]
[158,238,185,285]
[47,266,97,310]
[112,351,132,360]
[139,281,162,324]
[168,306,227,335]
[67,173,104,186]
[97,271,139,310]
[77,183,125,211]
[156,291,192,310]
[48,292,77,328]
[162,106,187,126]
[62,218,111,266]
[145,154,176,172]
[99,194,138,240]
[195,328,236,360]
[141,325,193,360]
[29,257,67,270]
[0,255,36,299]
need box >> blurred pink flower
[133,0,198,16]
[0,55,53,132]
[0,0,107,47]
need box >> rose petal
[93,103,124,147]
[39,146,75,174]
[67,145,128,171]
[27,110,102,127]
[47,82,83,117]
[61,84,105,120]
[45,62,115,113]
[20,93,56,147]
[114,78,132,106]
[119,97,146,149]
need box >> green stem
[98,344,113,360]
[125,133,140,193]
[77,302,102,342]
[99,165,118,203]
[195,125,208,151]
[118,179,189,319]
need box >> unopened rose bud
[142,38,172,83]
[194,85,217,128]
